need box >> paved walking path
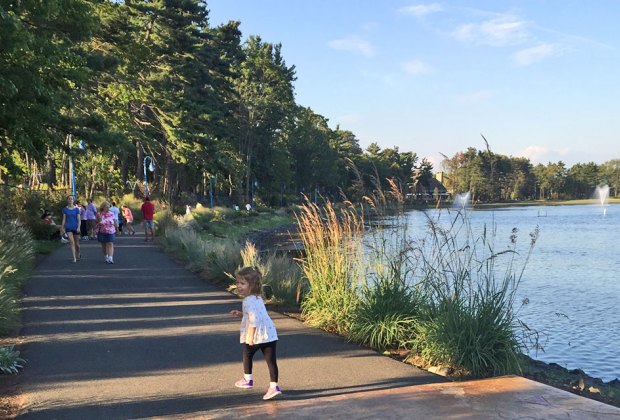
[16,232,442,419]
[15,232,620,419]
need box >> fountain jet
[593,185,610,215]
[453,192,471,210]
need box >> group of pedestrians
[60,195,154,264]
[60,194,280,400]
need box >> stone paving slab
[195,376,620,419]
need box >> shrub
[0,345,25,374]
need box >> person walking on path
[229,267,282,400]
[85,198,98,239]
[121,204,135,235]
[110,201,121,233]
[141,196,155,242]
[96,201,119,264]
[78,201,89,240]
[60,195,81,263]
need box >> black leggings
[243,340,278,382]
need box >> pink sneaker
[234,378,253,389]
[262,385,282,400]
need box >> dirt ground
[0,338,22,419]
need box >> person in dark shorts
[141,196,155,242]
[61,195,81,263]
[96,201,119,264]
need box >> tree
[0,1,96,182]
[233,36,296,203]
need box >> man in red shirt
[141,196,156,242]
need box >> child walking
[229,267,282,400]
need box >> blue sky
[208,1,620,168]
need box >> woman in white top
[229,266,282,400]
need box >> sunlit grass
[295,199,364,335]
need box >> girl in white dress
[229,267,282,400]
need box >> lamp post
[251,179,258,209]
[143,156,155,196]
[69,134,76,198]
[68,135,86,198]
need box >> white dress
[240,295,278,345]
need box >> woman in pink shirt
[96,201,119,264]
[121,204,135,235]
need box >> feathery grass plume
[0,220,35,335]
[349,180,420,350]
[153,210,178,236]
[238,241,305,307]
[0,269,20,336]
[408,211,540,377]
[295,197,364,334]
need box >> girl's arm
[61,212,66,233]
[246,326,256,346]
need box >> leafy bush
[0,345,25,374]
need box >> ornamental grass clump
[0,221,35,335]
[409,211,539,377]
[348,178,421,351]
[295,200,364,335]
[161,226,241,284]
[238,241,305,307]
[0,345,25,374]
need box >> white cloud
[518,145,573,164]
[453,16,528,46]
[512,43,559,66]
[456,89,496,105]
[398,3,443,17]
[328,36,376,58]
[402,59,431,76]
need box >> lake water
[402,203,620,382]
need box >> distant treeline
[1,2,618,205]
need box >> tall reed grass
[295,200,364,335]
[296,173,539,378]
[238,241,305,307]
[408,211,539,376]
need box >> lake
[401,203,620,382]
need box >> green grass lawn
[202,213,294,240]
[34,240,63,255]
